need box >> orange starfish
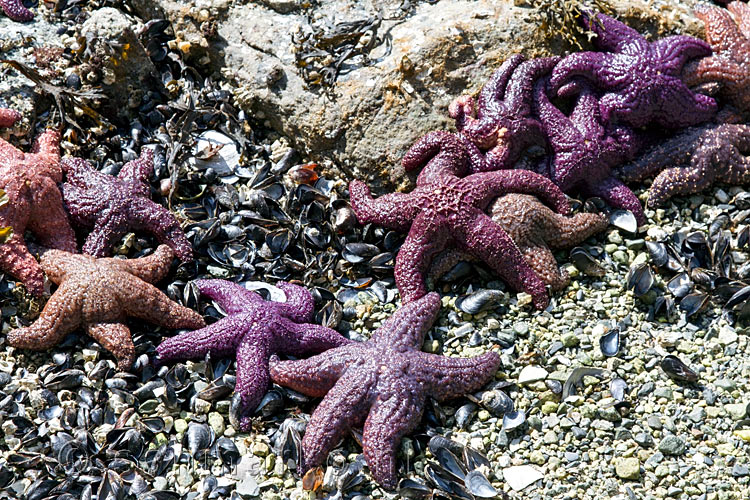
[0,110,76,295]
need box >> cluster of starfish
[7,3,750,494]
[0,110,194,369]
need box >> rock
[731,464,749,477]
[634,432,654,448]
[725,403,749,421]
[718,326,738,345]
[518,365,548,384]
[208,412,225,435]
[658,435,686,456]
[79,8,155,120]
[561,332,579,348]
[615,457,641,480]
[131,0,707,186]
[502,465,544,491]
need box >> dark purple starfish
[534,78,645,224]
[350,131,570,310]
[156,279,351,430]
[618,123,750,207]
[548,12,717,128]
[270,292,500,490]
[1,0,33,21]
[61,149,192,261]
[449,55,557,172]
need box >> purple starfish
[449,55,557,172]
[534,78,646,224]
[270,292,500,490]
[156,279,351,430]
[61,149,192,261]
[349,131,570,310]
[1,0,33,21]
[618,123,750,207]
[548,12,717,128]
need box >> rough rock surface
[131,0,705,187]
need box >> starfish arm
[585,12,647,54]
[402,131,469,181]
[30,130,60,157]
[568,88,603,133]
[28,179,77,253]
[117,149,154,185]
[156,318,241,363]
[618,128,701,182]
[522,246,569,293]
[280,319,352,357]
[477,54,526,112]
[80,208,130,258]
[88,322,135,371]
[460,210,549,309]
[38,249,84,284]
[348,180,418,232]
[534,78,577,150]
[61,183,105,227]
[417,350,501,400]
[6,281,83,350]
[728,1,750,39]
[269,343,364,397]
[234,339,271,430]
[274,281,314,322]
[375,292,440,348]
[583,176,646,224]
[654,36,712,73]
[647,162,715,208]
[0,233,46,296]
[683,57,744,87]
[128,197,193,261]
[0,0,34,21]
[470,169,570,215]
[457,133,489,173]
[362,386,425,489]
[0,108,21,128]
[547,212,609,249]
[120,277,205,329]
[719,146,750,185]
[194,278,263,314]
[109,244,174,284]
[0,137,21,162]
[505,57,559,114]
[300,368,376,472]
[60,158,102,189]
[548,52,612,95]
[655,79,717,128]
[448,95,476,132]
[482,119,548,172]
[695,3,745,55]
[393,216,449,303]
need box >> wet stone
[732,464,749,477]
[634,432,654,448]
[647,415,663,430]
[638,382,655,397]
[658,435,687,456]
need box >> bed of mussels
[3,4,750,500]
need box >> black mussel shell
[626,263,653,297]
[660,355,698,383]
[599,328,621,357]
[570,247,605,277]
[455,289,505,315]
[610,378,628,401]
[679,292,709,318]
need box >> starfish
[534,78,646,224]
[0,108,21,127]
[449,56,558,172]
[618,123,750,207]
[682,2,750,115]
[61,149,192,261]
[0,0,33,21]
[0,113,76,296]
[349,131,570,310]
[430,193,609,292]
[156,279,352,430]
[269,292,500,490]
[548,12,717,128]
[6,245,205,371]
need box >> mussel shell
[599,328,621,357]
[660,355,698,383]
[666,272,693,298]
[646,241,668,268]
[610,378,628,401]
[609,210,638,233]
[570,247,605,277]
[465,469,498,498]
[626,263,653,297]
[454,402,478,430]
[502,410,526,431]
[455,289,505,315]
[397,478,431,498]
[480,389,513,416]
[679,292,709,318]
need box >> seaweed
[528,0,616,50]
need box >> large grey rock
[132,0,706,187]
